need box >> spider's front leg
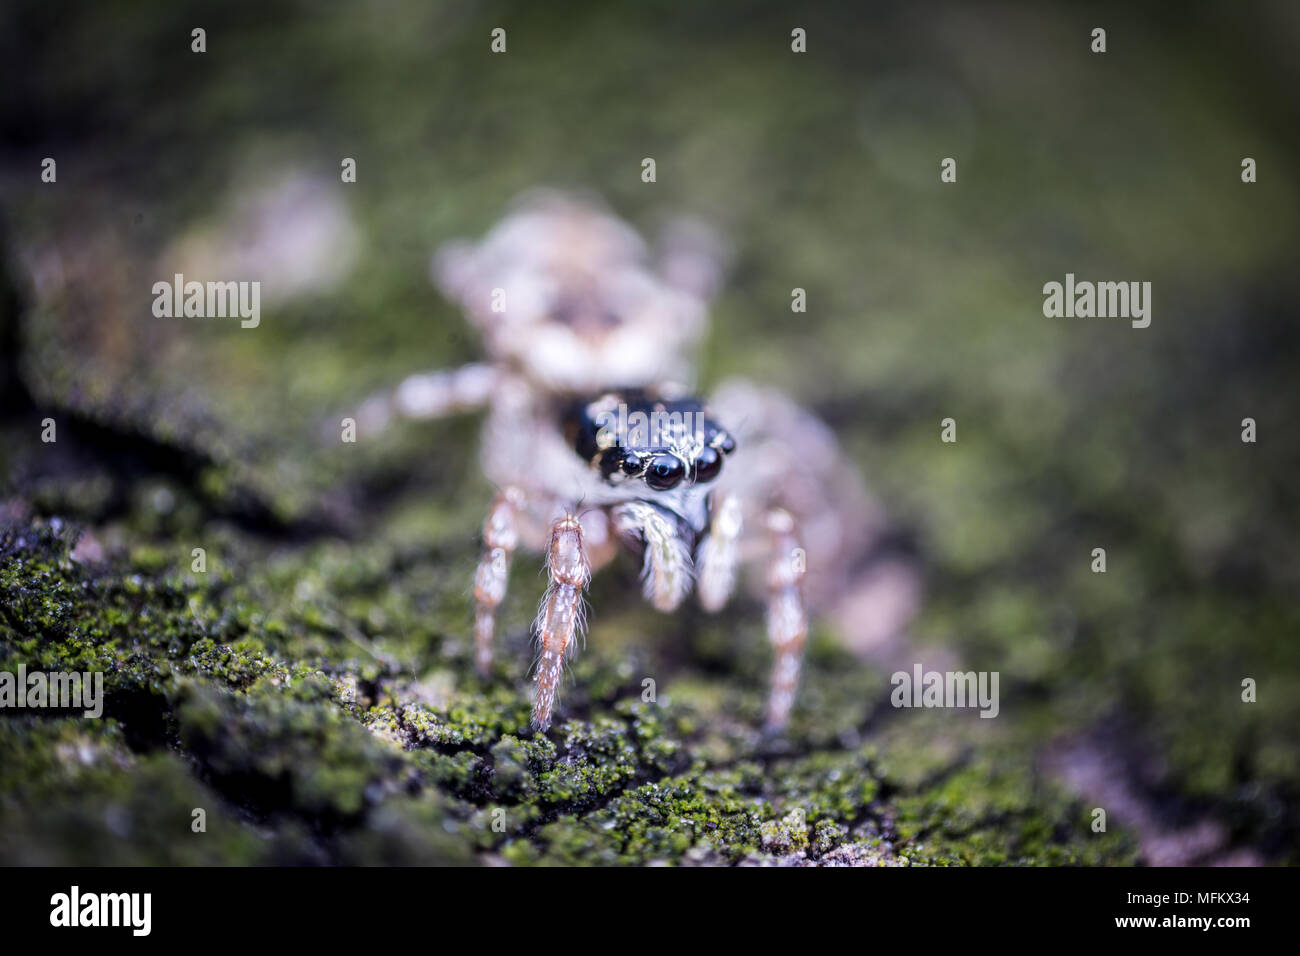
[532,513,592,731]
[763,509,808,731]
[354,362,498,434]
[473,487,525,675]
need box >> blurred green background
[1,0,1297,864]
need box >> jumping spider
[358,191,883,731]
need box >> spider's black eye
[644,454,685,491]
[693,446,723,483]
[620,451,643,476]
[713,431,736,456]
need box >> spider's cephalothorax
[565,390,736,493]
[358,191,888,732]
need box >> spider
[357,191,885,732]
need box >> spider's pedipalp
[613,501,694,612]
[531,513,592,731]
[696,492,743,612]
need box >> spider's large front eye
[692,446,722,483]
[644,454,685,491]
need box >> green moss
[0,514,1146,864]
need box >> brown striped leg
[764,509,807,730]
[531,513,592,731]
[473,487,523,675]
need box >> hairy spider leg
[473,486,525,675]
[532,514,591,730]
[763,509,807,730]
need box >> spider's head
[565,391,736,493]
[432,191,726,393]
